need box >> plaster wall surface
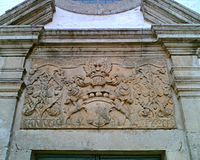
[45,7,151,29]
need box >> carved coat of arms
[22,58,175,129]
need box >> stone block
[187,132,200,160]
[0,98,17,160]
[180,98,200,132]
[8,130,190,160]
[165,151,190,160]
[21,58,175,129]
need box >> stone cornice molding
[0,26,44,98]
[152,25,200,56]
[40,29,157,44]
[171,67,200,97]
[141,0,200,24]
[152,25,200,39]
[196,48,200,58]
[0,26,44,56]
[42,25,200,44]
[0,0,55,25]
[152,25,200,97]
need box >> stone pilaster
[153,24,200,160]
[0,26,43,160]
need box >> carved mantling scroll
[22,58,175,129]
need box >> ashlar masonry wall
[0,26,200,160]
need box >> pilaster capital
[0,26,44,98]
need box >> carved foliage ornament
[22,59,175,129]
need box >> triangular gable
[141,0,200,24]
[0,0,55,25]
[0,0,200,25]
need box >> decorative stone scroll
[21,58,175,129]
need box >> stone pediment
[141,0,200,24]
[0,0,55,25]
[0,0,200,25]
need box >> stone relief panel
[21,58,175,129]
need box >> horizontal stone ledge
[173,79,200,89]
[0,25,43,31]
[152,25,200,40]
[174,76,200,81]
[173,83,200,97]
[171,66,200,72]
[0,50,31,57]
[0,26,43,41]
[152,24,200,31]
[0,81,24,98]
[196,48,200,58]
[176,91,200,98]
[12,129,187,152]
[0,81,23,90]
[0,72,24,81]
[1,26,200,44]
[39,39,158,44]
[0,35,41,41]
[174,83,200,89]
[154,35,200,40]
[41,29,156,42]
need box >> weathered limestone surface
[0,26,43,160]
[0,24,200,160]
[8,130,190,159]
[4,26,198,160]
[1,0,200,160]
[21,58,175,129]
[141,0,200,24]
[180,98,200,160]
[0,0,55,25]
[153,25,200,160]
[187,132,200,160]
[0,99,17,160]
[7,28,190,160]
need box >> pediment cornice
[141,0,200,24]
[0,0,200,25]
[0,0,55,25]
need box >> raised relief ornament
[22,58,175,129]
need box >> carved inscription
[22,59,175,129]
